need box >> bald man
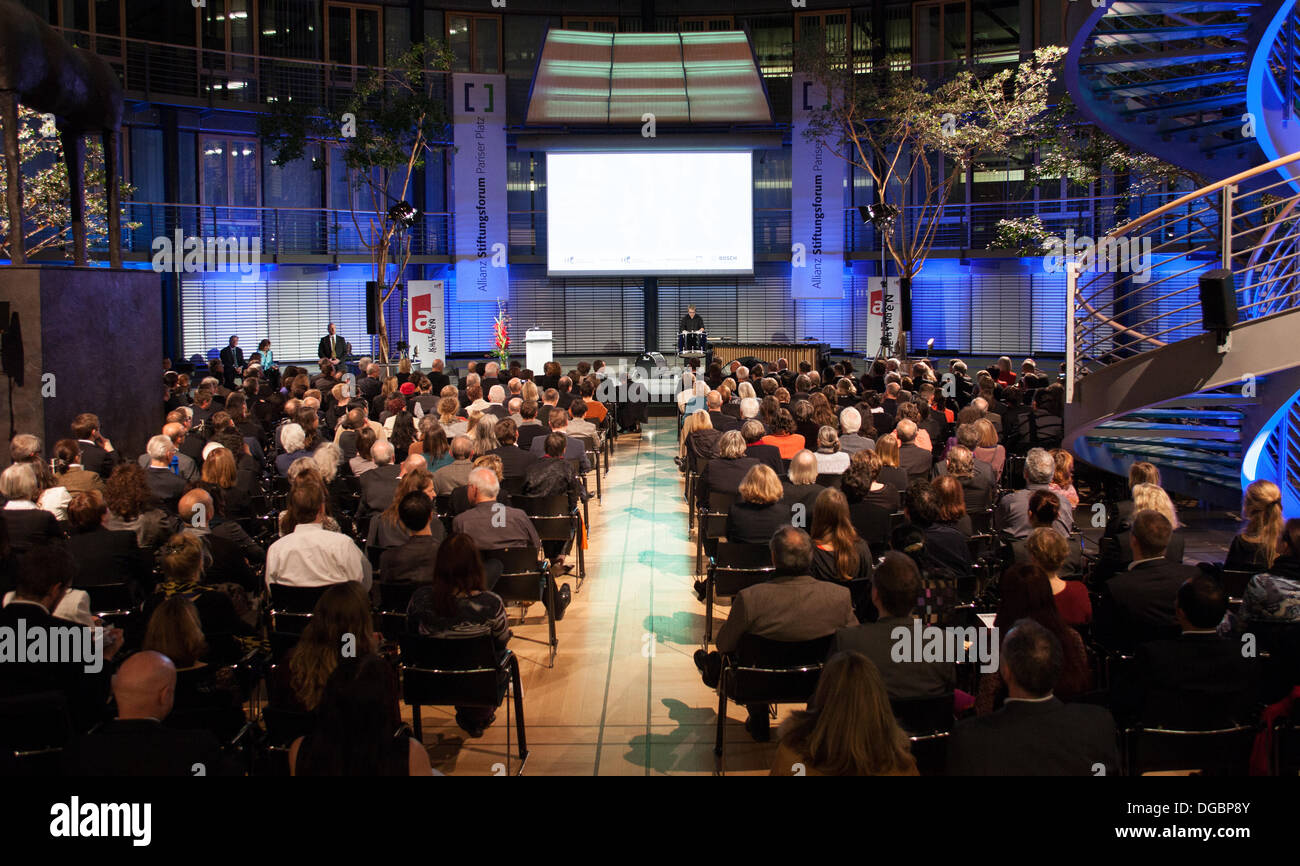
[178,490,260,592]
[64,651,225,776]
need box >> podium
[525,329,553,373]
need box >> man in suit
[894,419,932,484]
[357,362,383,402]
[706,391,740,432]
[741,420,783,475]
[833,551,956,698]
[947,619,1120,775]
[139,420,198,481]
[490,419,537,480]
[63,651,223,776]
[318,322,347,362]
[994,448,1073,539]
[694,526,857,741]
[218,335,245,390]
[359,440,402,517]
[178,489,259,593]
[0,545,122,732]
[528,413,591,473]
[71,413,119,481]
[1114,573,1258,728]
[483,385,510,420]
[378,491,446,584]
[1099,510,1203,649]
[142,435,189,513]
[453,467,571,619]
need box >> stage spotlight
[387,201,421,230]
[859,202,900,229]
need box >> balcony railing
[82,193,1205,261]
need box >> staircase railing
[1067,150,1300,402]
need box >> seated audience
[271,582,378,716]
[1225,480,1284,572]
[873,434,910,493]
[812,427,850,476]
[63,651,223,776]
[290,655,434,776]
[266,483,371,590]
[366,467,434,555]
[771,651,918,776]
[1099,510,1201,648]
[760,409,805,459]
[810,488,873,585]
[837,407,874,454]
[833,552,955,698]
[904,481,971,576]
[994,448,1073,539]
[65,490,151,595]
[1010,491,1082,579]
[1,464,63,552]
[407,533,511,736]
[1025,527,1091,627]
[1242,518,1300,625]
[695,527,857,741]
[937,444,994,513]
[52,439,105,495]
[1050,449,1080,508]
[741,420,783,475]
[948,619,1118,775]
[726,464,792,545]
[378,491,447,584]
[1096,482,1186,580]
[104,463,177,551]
[694,430,757,511]
[358,441,401,518]
[521,432,587,510]
[932,475,972,536]
[782,450,827,514]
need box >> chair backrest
[269,583,329,615]
[84,583,135,616]
[968,508,995,534]
[1220,569,1255,600]
[481,547,546,603]
[725,635,832,705]
[514,495,577,542]
[378,580,418,612]
[816,473,843,489]
[889,693,955,736]
[1126,725,1257,776]
[712,542,777,596]
[0,690,74,752]
[399,633,503,709]
[501,476,527,497]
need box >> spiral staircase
[1062,0,1300,513]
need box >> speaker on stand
[1198,269,1238,351]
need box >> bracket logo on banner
[407,280,446,364]
[864,277,899,353]
[453,73,508,302]
[792,73,846,299]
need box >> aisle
[412,416,786,776]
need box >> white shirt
[266,523,372,591]
[813,451,850,475]
[3,590,93,625]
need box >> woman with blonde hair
[973,418,1006,479]
[1226,480,1285,571]
[1050,449,1080,508]
[873,433,909,493]
[772,652,918,776]
[467,415,499,457]
[201,446,252,519]
[681,409,719,465]
[725,464,790,544]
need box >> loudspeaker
[900,275,912,334]
[1198,269,1238,332]
[365,281,380,334]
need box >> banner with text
[407,280,446,365]
[863,276,899,355]
[792,73,846,299]
[453,73,508,302]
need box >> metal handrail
[1067,150,1300,401]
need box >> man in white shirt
[266,482,371,591]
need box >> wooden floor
[407,415,786,776]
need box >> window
[561,16,618,33]
[201,0,256,98]
[740,13,794,77]
[971,0,1021,68]
[914,0,968,78]
[680,15,734,32]
[326,2,382,83]
[201,135,261,240]
[795,9,851,57]
[449,13,502,72]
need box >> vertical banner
[791,73,846,299]
[864,277,899,354]
[453,73,508,301]
[407,280,446,364]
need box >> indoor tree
[259,37,455,367]
[0,105,137,261]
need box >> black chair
[481,547,557,668]
[501,476,527,498]
[686,454,710,528]
[514,494,586,591]
[376,581,418,640]
[906,731,951,777]
[703,542,775,650]
[399,633,527,774]
[889,692,955,753]
[815,473,844,490]
[0,691,74,776]
[714,635,832,773]
[1124,725,1258,776]
[575,435,602,502]
[83,582,137,629]
[968,508,995,535]
[1273,716,1300,776]
[696,491,735,575]
[1220,569,1256,603]
[268,584,329,634]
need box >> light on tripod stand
[925,338,934,358]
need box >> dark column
[644,277,658,353]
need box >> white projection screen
[546,151,753,276]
